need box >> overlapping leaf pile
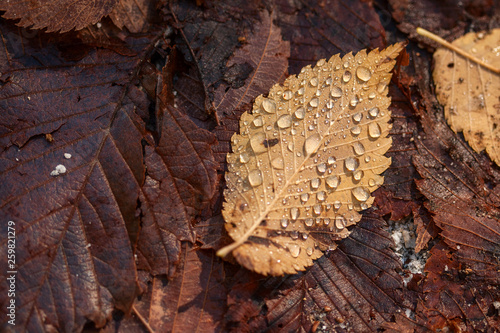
[1,0,499,332]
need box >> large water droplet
[343,71,352,83]
[353,170,363,181]
[240,152,250,163]
[281,218,289,228]
[271,156,284,169]
[277,114,292,129]
[309,98,319,107]
[352,186,370,202]
[248,169,263,187]
[253,116,263,127]
[317,163,326,173]
[295,107,306,119]
[344,156,359,171]
[368,122,381,138]
[335,216,346,229]
[331,86,342,98]
[250,132,268,153]
[326,175,340,189]
[317,191,326,201]
[283,90,293,100]
[300,193,309,203]
[356,66,371,81]
[305,218,314,227]
[304,134,321,156]
[310,77,318,86]
[262,99,276,113]
[368,107,379,118]
[350,95,359,107]
[290,207,299,220]
[352,112,362,123]
[311,178,320,189]
[350,125,361,135]
[313,204,322,215]
[327,156,336,165]
[353,142,365,155]
[288,243,301,258]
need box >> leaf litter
[218,43,406,276]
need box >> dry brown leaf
[217,43,406,276]
[433,29,500,166]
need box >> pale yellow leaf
[433,29,500,166]
[217,43,406,276]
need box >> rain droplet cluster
[222,44,404,275]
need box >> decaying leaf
[432,28,500,166]
[217,43,406,276]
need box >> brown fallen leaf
[218,43,406,276]
[429,28,500,166]
[0,0,119,33]
[225,212,413,332]
[109,0,155,33]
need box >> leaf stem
[416,27,500,74]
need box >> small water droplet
[368,107,379,118]
[343,61,349,68]
[360,202,369,210]
[317,59,326,67]
[290,207,299,220]
[297,87,305,95]
[350,125,361,135]
[353,142,365,155]
[283,90,293,100]
[281,218,289,228]
[368,92,376,99]
[326,175,340,189]
[248,170,263,186]
[291,230,299,239]
[288,142,294,151]
[350,95,359,107]
[343,71,352,83]
[253,116,263,127]
[331,86,342,98]
[306,247,313,256]
[288,243,301,257]
[304,133,321,155]
[326,100,334,109]
[327,156,336,165]
[295,107,306,119]
[262,99,276,113]
[302,233,309,240]
[352,186,370,202]
[311,178,320,189]
[300,193,309,203]
[250,132,268,153]
[317,163,326,173]
[368,178,376,186]
[240,152,250,163]
[368,122,381,138]
[335,216,346,229]
[334,201,342,209]
[271,156,284,169]
[309,98,319,107]
[313,204,322,215]
[324,218,330,226]
[310,77,318,86]
[353,170,363,181]
[356,66,371,81]
[277,114,292,128]
[365,155,371,163]
[326,77,333,85]
[305,218,314,227]
[317,191,326,201]
[344,156,359,171]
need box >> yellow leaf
[431,29,500,166]
[217,43,406,276]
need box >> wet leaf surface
[0,0,499,331]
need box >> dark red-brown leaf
[0,0,119,33]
